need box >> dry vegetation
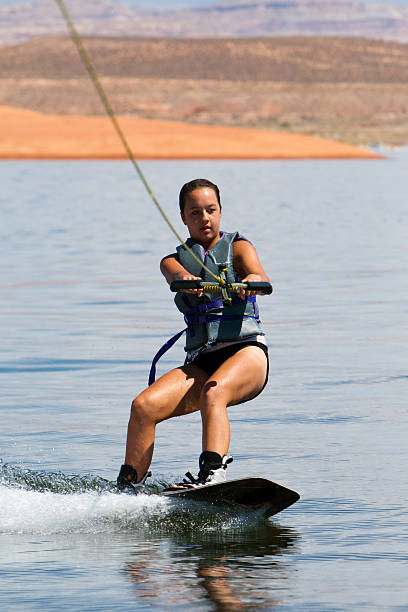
[1,36,408,146]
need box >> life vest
[175,232,264,355]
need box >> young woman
[117,178,270,493]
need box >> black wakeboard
[161,477,300,518]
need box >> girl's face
[181,187,221,249]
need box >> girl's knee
[130,393,154,424]
[200,380,226,409]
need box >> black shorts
[190,341,269,399]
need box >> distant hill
[2,35,408,83]
[1,0,408,45]
[2,35,408,146]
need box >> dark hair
[179,178,221,214]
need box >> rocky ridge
[1,0,408,45]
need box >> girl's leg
[200,345,268,456]
[124,364,208,480]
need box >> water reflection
[124,522,299,610]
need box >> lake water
[1,152,407,610]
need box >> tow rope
[54,0,223,284]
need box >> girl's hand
[238,274,263,299]
[175,274,204,297]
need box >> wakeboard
[161,477,300,518]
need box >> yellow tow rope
[54,0,223,284]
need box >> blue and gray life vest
[148,231,264,385]
[175,232,263,354]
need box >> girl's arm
[160,254,203,294]
[232,240,271,296]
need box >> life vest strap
[183,294,259,327]
[185,312,260,326]
[148,328,186,386]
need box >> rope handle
[170,280,273,294]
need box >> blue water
[1,153,407,610]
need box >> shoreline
[0,153,385,160]
[0,106,384,160]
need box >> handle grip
[243,282,273,294]
[170,280,273,294]
[170,280,203,291]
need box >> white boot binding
[173,451,233,489]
